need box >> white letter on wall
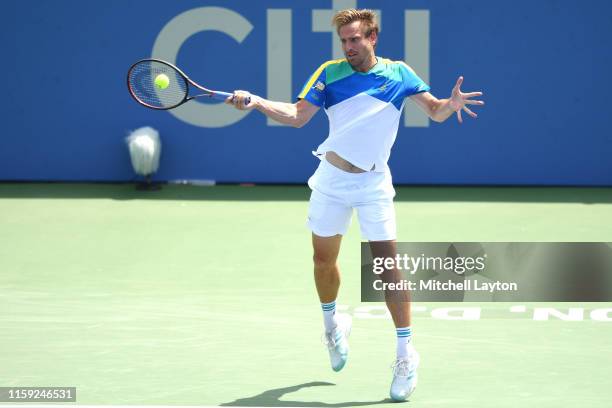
[152,7,253,128]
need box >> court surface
[1,184,611,407]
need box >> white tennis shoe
[390,344,420,401]
[322,313,352,372]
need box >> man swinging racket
[227,8,484,402]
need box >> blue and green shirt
[298,57,430,172]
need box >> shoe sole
[390,373,417,401]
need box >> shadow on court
[1,183,611,203]
[220,381,390,407]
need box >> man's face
[338,21,377,70]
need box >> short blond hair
[332,8,379,37]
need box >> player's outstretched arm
[410,76,484,123]
[226,91,319,128]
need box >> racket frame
[127,58,233,110]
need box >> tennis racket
[127,58,249,110]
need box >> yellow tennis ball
[154,74,170,90]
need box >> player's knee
[312,253,337,272]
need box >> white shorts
[306,158,397,241]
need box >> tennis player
[227,8,483,401]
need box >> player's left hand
[449,76,484,123]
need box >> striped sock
[396,327,412,358]
[321,301,338,332]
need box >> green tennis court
[1,184,611,407]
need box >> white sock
[321,301,338,332]
[396,327,412,359]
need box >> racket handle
[214,91,251,105]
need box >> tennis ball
[154,74,170,90]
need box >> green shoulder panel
[325,60,354,85]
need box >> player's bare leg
[369,240,419,401]
[368,240,411,326]
[312,233,342,303]
[312,233,351,371]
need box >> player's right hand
[226,90,255,110]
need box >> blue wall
[1,0,610,185]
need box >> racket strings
[128,61,187,109]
